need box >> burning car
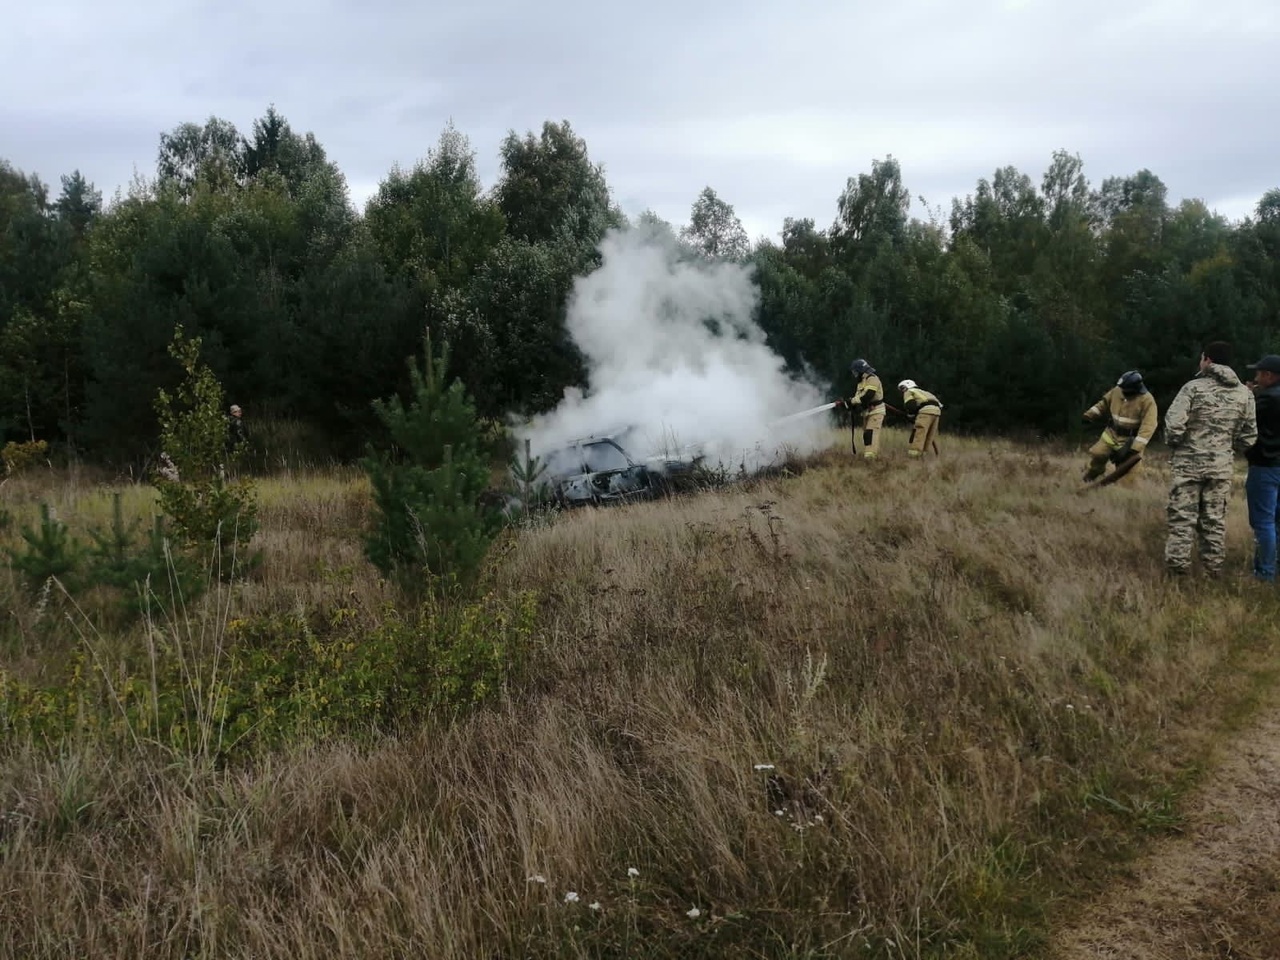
[543,431,707,508]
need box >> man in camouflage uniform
[1163,342,1258,577]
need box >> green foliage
[833,155,911,258]
[5,503,83,594]
[681,186,749,261]
[7,114,1280,454]
[0,589,537,755]
[0,301,85,443]
[365,122,506,295]
[495,119,622,262]
[2,494,204,620]
[152,324,259,576]
[156,116,244,198]
[2,439,48,474]
[219,590,536,745]
[363,331,501,594]
[84,496,206,620]
[438,237,584,417]
[510,437,550,512]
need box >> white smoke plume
[516,223,834,475]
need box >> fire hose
[770,400,938,455]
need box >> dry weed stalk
[1,435,1277,959]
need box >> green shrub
[152,324,260,578]
[84,495,206,621]
[2,439,48,475]
[221,590,536,744]
[363,331,501,595]
[6,503,83,595]
[0,590,538,756]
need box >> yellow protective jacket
[848,374,884,409]
[1083,387,1159,452]
[902,387,941,418]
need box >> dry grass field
[2,428,1278,958]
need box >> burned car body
[544,432,706,507]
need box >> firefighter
[898,380,942,458]
[1081,370,1159,485]
[840,359,886,459]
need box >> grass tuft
[2,430,1278,958]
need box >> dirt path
[1051,703,1280,959]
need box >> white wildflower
[588,901,601,911]
[527,874,547,884]
[754,763,775,771]
[774,809,785,816]
[564,891,579,903]
[627,867,640,878]
[687,906,701,919]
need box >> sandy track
[1051,704,1280,959]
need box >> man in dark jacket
[227,404,246,450]
[1245,355,1280,581]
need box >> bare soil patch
[1052,693,1280,959]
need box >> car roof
[565,432,630,447]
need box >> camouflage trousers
[1164,477,1232,574]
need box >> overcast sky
[4,0,1278,241]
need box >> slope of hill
[1,431,1277,958]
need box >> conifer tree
[363,330,500,594]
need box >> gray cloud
[3,0,1277,234]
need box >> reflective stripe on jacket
[849,374,884,408]
[902,387,941,417]
[1083,387,1159,451]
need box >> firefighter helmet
[850,358,873,376]
[1116,370,1146,395]
[898,379,917,392]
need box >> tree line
[2,106,1278,466]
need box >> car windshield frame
[581,440,632,473]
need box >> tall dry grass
[2,430,1278,959]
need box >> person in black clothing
[227,404,246,449]
[1244,355,1280,581]
[224,403,249,478]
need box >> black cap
[1247,354,1280,374]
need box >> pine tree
[363,330,500,594]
